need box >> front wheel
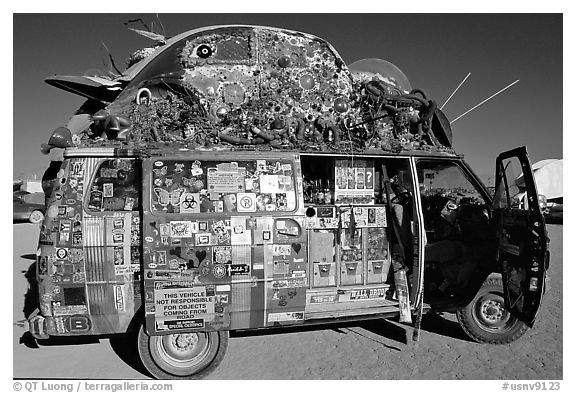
[456,275,529,344]
[137,324,228,379]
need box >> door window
[492,148,547,326]
[87,158,141,212]
[493,156,533,211]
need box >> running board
[305,304,400,320]
[305,301,432,321]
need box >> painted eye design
[196,44,213,58]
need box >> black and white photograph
[11,8,564,384]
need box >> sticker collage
[143,158,307,332]
[38,158,142,335]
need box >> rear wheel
[137,324,228,379]
[29,210,44,224]
[456,275,529,344]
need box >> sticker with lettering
[229,264,250,275]
[310,294,339,304]
[272,244,292,256]
[267,312,304,323]
[154,286,215,331]
[349,287,387,300]
[170,221,194,238]
[114,285,125,311]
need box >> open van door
[492,147,548,327]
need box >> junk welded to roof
[43,24,454,155]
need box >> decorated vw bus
[30,25,549,379]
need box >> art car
[29,24,549,379]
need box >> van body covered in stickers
[31,25,549,379]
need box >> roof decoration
[43,25,454,155]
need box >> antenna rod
[440,72,471,110]
[450,80,519,124]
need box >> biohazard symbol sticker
[237,193,256,212]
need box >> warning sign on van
[154,287,215,324]
[207,167,246,193]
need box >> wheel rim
[29,211,44,224]
[151,332,214,376]
[472,292,513,333]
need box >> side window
[151,159,296,214]
[301,155,336,205]
[87,159,141,212]
[301,155,414,207]
[493,156,530,211]
[301,156,379,205]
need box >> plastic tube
[290,118,305,140]
[409,88,428,100]
[420,100,437,122]
[250,126,275,142]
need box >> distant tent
[515,159,563,200]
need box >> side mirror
[538,194,548,212]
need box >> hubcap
[170,333,199,353]
[481,300,504,322]
[151,332,213,376]
[474,293,511,331]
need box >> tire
[456,275,529,344]
[29,210,44,224]
[137,324,228,379]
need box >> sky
[12,13,563,182]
